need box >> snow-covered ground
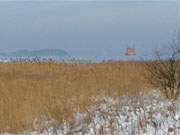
[3,90,180,135]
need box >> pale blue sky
[0,0,178,60]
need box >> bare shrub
[145,37,180,100]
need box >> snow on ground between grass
[2,90,180,135]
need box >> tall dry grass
[0,61,151,133]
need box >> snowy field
[3,90,180,135]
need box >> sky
[0,0,179,60]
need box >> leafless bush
[145,37,180,100]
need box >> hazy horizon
[0,0,179,60]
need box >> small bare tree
[145,35,180,100]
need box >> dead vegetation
[0,61,151,133]
[145,51,180,100]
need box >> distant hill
[0,49,69,58]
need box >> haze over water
[0,0,178,60]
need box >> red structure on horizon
[125,47,136,56]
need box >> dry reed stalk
[0,61,151,133]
